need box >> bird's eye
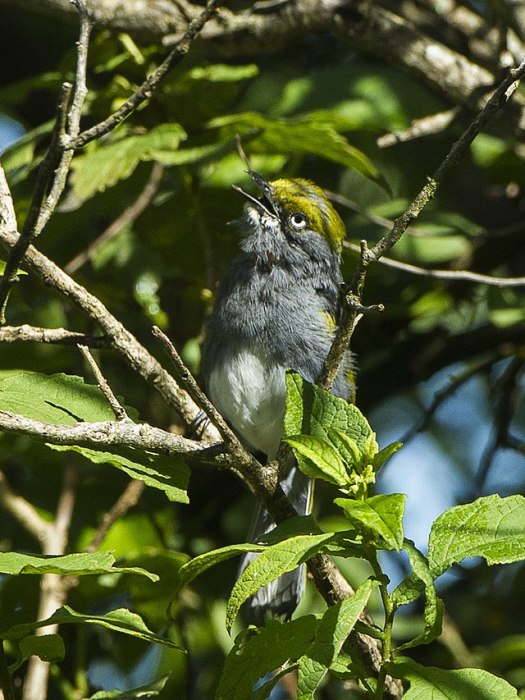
[289,212,308,230]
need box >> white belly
[207,347,286,458]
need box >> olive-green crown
[270,178,346,254]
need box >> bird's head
[234,171,346,265]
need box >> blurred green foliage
[0,3,525,698]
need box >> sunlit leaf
[296,579,378,699]
[390,658,519,699]
[285,434,349,486]
[284,372,376,457]
[0,550,158,580]
[207,112,381,183]
[70,123,186,201]
[227,532,335,629]
[392,540,443,649]
[216,617,318,700]
[334,494,405,550]
[428,494,525,578]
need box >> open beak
[232,170,277,218]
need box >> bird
[201,170,353,623]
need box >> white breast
[207,346,286,458]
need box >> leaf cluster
[177,374,525,698]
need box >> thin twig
[0,164,17,233]
[85,479,145,552]
[475,355,524,492]
[370,57,525,263]
[0,83,71,325]
[151,326,240,448]
[401,355,497,445]
[345,241,525,287]
[65,162,164,275]
[78,344,129,421]
[67,0,221,150]
[0,325,107,347]
[376,107,461,147]
[0,1,93,324]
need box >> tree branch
[0,1,92,323]
[0,220,221,442]
[67,0,221,150]
[9,0,521,134]
[344,242,525,288]
[1,0,203,37]
[85,479,145,553]
[0,410,221,459]
[0,325,108,346]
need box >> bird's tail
[237,464,313,625]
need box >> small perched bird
[202,171,353,623]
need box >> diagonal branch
[0,222,221,442]
[0,469,49,546]
[65,162,164,275]
[344,242,525,288]
[68,0,221,150]
[78,344,129,422]
[320,56,525,393]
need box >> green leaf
[70,123,186,201]
[334,494,406,550]
[284,372,377,458]
[49,445,190,504]
[175,543,265,592]
[227,532,336,629]
[372,442,403,471]
[152,141,233,166]
[10,634,65,672]
[285,434,349,486]
[216,616,319,700]
[296,579,378,699]
[390,658,520,699]
[0,371,189,501]
[0,370,120,425]
[207,112,381,183]
[256,515,323,545]
[2,606,182,651]
[0,551,158,580]
[427,494,525,578]
[392,540,443,650]
[325,428,361,466]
